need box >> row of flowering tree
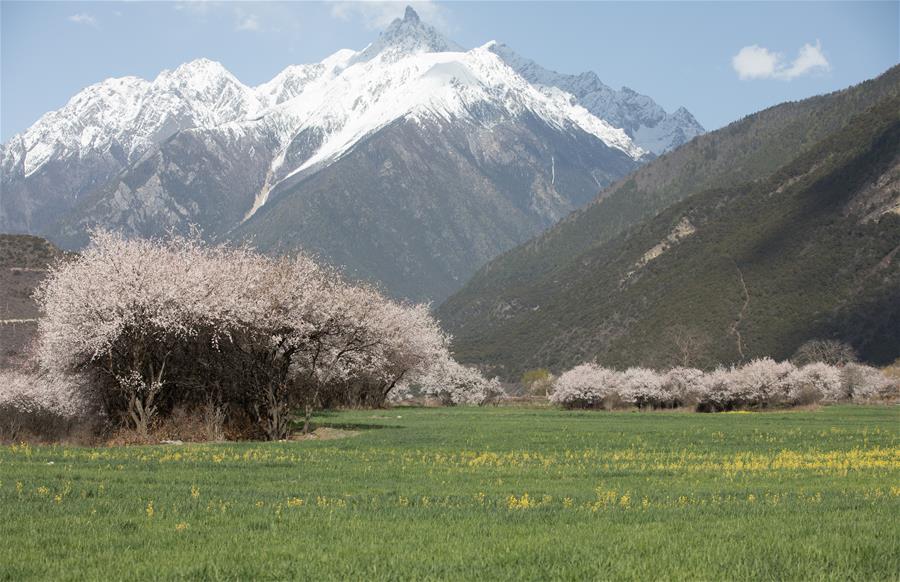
[1,231,497,440]
[550,359,898,411]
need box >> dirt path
[730,263,750,361]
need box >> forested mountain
[439,69,900,378]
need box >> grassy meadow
[1,405,898,580]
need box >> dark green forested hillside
[439,90,900,379]
[441,66,900,311]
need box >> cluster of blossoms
[2,231,493,440]
[0,367,91,440]
[550,358,898,411]
[412,356,503,405]
[0,369,88,419]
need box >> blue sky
[1,1,897,142]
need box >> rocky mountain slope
[439,68,900,377]
[2,7,700,302]
[0,235,71,368]
[488,43,704,155]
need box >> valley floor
[1,406,898,580]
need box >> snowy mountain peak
[158,58,246,96]
[172,57,228,76]
[671,106,700,123]
[254,64,325,107]
[350,5,463,64]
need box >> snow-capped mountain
[5,58,259,177]
[488,43,704,155]
[1,6,702,301]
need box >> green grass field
[1,405,898,580]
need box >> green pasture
[1,405,898,580]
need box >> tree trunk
[303,402,312,435]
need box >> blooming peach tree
[30,231,480,439]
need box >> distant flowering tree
[414,355,502,405]
[29,230,477,440]
[841,363,898,402]
[696,368,733,411]
[551,357,895,412]
[727,358,796,407]
[619,368,666,408]
[661,367,705,407]
[550,364,622,409]
[785,363,845,403]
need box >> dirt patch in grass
[291,427,360,441]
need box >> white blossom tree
[415,355,502,405]
[31,230,474,439]
[550,364,622,409]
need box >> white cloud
[329,1,448,31]
[731,45,779,80]
[732,41,830,81]
[235,13,261,32]
[173,2,302,33]
[781,42,830,79]
[68,13,99,28]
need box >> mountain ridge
[3,6,695,302]
[487,42,704,154]
[438,66,900,377]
